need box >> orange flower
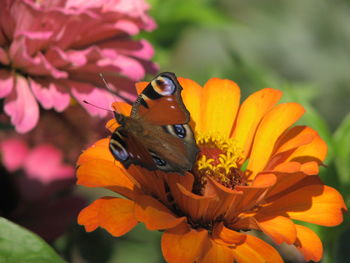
[77,77,347,263]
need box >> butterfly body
[109,72,199,174]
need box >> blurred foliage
[0,217,66,263]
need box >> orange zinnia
[77,77,347,263]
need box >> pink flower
[1,137,74,186]
[0,137,84,240]
[0,0,157,133]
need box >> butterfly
[109,72,199,174]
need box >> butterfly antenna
[99,73,134,105]
[83,100,121,128]
[83,100,114,113]
[99,73,112,90]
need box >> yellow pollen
[194,132,244,189]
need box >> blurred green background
[64,0,350,262]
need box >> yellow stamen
[194,132,245,190]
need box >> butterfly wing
[131,72,190,125]
[110,72,199,174]
[110,124,197,173]
[109,127,157,170]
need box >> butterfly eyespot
[150,152,167,167]
[153,156,167,167]
[152,76,176,96]
[110,143,129,161]
[110,134,129,161]
[173,124,186,138]
[163,124,188,139]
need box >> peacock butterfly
[109,72,199,174]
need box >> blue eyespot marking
[173,124,186,138]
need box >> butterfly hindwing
[109,127,156,170]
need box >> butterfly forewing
[131,72,190,125]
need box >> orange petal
[165,172,195,192]
[200,78,240,137]
[287,185,346,226]
[300,161,320,175]
[127,167,169,204]
[199,239,234,263]
[269,161,302,174]
[135,81,149,95]
[162,222,209,263]
[255,216,297,245]
[252,173,277,187]
[265,126,326,175]
[262,177,347,226]
[230,216,258,231]
[174,183,216,222]
[111,101,132,115]
[294,224,323,262]
[233,234,283,263]
[247,103,305,179]
[212,222,246,245]
[287,131,328,165]
[78,197,137,237]
[76,159,135,199]
[134,195,185,230]
[266,160,319,180]
[179,77,203,130]
[231,88,282,162]
[205,177,243,221]
[265,172,308,199]
[234,173,276,213]
[77,138,114,165]
[274,126,316,154]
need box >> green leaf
[334,113,350,186]
[0,217,66,263]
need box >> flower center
[193,132,246,193]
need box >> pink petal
[30,78,70,112]
[65,46,102,68]
[100,39,155,60]
[45,46,71,68]
[98,54,146,81]
[11,0,41,38]
[64,20,122,47]
[1,0,157,114]
[50,16,87,50]
[0,28,6,46]
[0,138,29,172]
[66,71,138,100]
[69,80,116,117]
[9,38,67,79]
[23,144,74,184]
[1,0,18,40]
[0,47,10,65]
[18,31,54,55]
[4,74,39,133]
[114,20,140,35]
[0,69,14,98]
[142,16,157,31]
